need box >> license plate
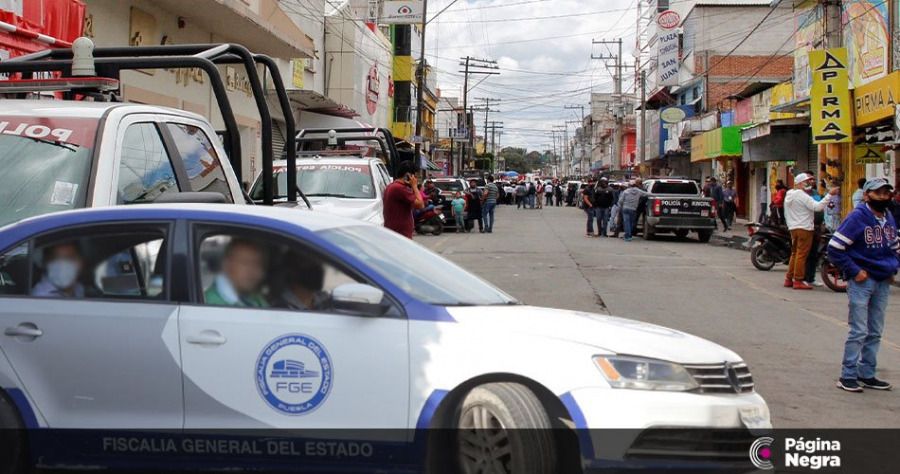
[670,209,679,215]
[739,406,770,430]
[700,210,709,217]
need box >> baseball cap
[794,172,814,183]
[863,177,894,193]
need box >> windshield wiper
[24,136,78,153]
[306,193,355,198]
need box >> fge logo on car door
[255,334,333,415]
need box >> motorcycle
[746,223,847,292]
[415,205,444,236]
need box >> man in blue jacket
[828,178,900,392]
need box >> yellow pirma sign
[854,144,887,164]
[810,48,852,144]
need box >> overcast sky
[425,0,638,152]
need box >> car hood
[307,197,382,224]
[445,306,741,364]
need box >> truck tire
[0,391,27,474]
[674,229,689,239]
[643,216,656,240]
[457,383,557,474]
[697,229,713,243]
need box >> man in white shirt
[784,173,839,290]
[758,183,768,223]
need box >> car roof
[0,204,366,241]
[0,99,207,121]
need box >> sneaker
[793,281,813,290]
[836,379,864,393]
[859,377,893,391]
[812,280,824,287]
[784,278,794,288]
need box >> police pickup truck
[641,178,717,242]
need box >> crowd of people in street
[511,179,565,209]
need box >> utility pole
[593,38,624,171]
[459,57,499,171]
[565,105,587,178]
[413,0,429,164]
[486,121,503,173]
[640,69,646,163]
[477,97,501,170]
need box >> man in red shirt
[383,161,424,238]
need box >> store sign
[292,59,306,89]
[660,106,686,124]
[657,10,681,29]
[380,1,424,24]
[366,63,380,115]
[854,144,887,164]
[657,16,679,87]
[225,66,252,97]
[809,48,852,143]
[853,70,900,126]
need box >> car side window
[0,243,30,296]
[196,228,387,315]
[166,123,234,203]
[26,226,169,300]
[117,123,180,204]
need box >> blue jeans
[841,278,891,380]
[483,202,496,232]
[454,213,465,231]
[585,207,598,234]
[622,209,637,240]
[597,207,611,236]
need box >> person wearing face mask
[828,178,900,393]
[783,172,839,290]
[32,242,85,297]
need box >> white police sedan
[0,205,770,473]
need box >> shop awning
[726,80,781,100]
[690,126,743,163]
[637,87,674,111]
[153,0,315,59]
[770,97,810,114]
[274,90,359,118]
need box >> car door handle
[186,330,227,346]
[4,324,43,338]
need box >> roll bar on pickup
[296,127,414,178]
[0,40,307,207]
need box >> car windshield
[433,181,464,192]
[318,225,517,306]
[0,116,97,227]
[650,181,700,195]
[252,163,375,200]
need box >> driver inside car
[32,242,85,298]
[205,238,269,307]
[274,252,330,311]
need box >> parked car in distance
[249,156,392,225]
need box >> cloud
[426,0,637,152]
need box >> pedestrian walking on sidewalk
[829,178,900,393]
[783,173,838,290]
[722,182,737,230]
[482,175,499,233]
[709,178,726,231]
[618,179,649,241]
[593,178,615,237]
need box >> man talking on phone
[383,161,425,239]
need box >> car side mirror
[331,283,389,317]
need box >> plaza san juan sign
[657,10,681,87]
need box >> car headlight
[593,355,699,392]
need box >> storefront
[851,70,899,202]
[742,118,812,219]
[690,126,746,213]
[0,0,84,59]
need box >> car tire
[697,229,713,243]
[0,391,27,474]
[674,229,689,239]
[644,222,656,240]
[456,383,556,474]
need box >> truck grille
[684,362,754,394]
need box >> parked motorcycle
[746,223,847,293]
[415,205,444,236]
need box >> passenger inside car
[273,252,329,311]
[204,239,269,307]
[31,242,85,298]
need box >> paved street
[416,204,900,428]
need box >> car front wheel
[457,383,557,474]
[0,391,27,474]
